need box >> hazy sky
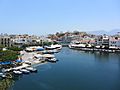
[0,0,120,35]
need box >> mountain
[88,30,108,35]
[108,29,120,35]
[88,29,120,35]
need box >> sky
[0,0,120,35]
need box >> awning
[0,61,12,65]
[15,59,22,63]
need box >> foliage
[8,46,23,51]
[0,78,14,90]
[0,45,5,51]
[21,44,29,49]
[0,50,18,62]
[43,41,52,46]
[56,33,65,37]
[73,31,80,35]
[53,41,58,45]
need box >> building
[102,34,109,48]
[96,35,109,48]
[0,36,13,47]
[109,37,120,49]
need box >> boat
[0,73,3,77]
[53,49,59,53]
[42,50,55,54]
[24,61,32,65]
[45,44,62,50]
[20,69,30,74]
[13,70,22,75]
[1,74,7,79]
[0,73,6,79]
[26,46,44,52]
[26,67,37,72]
[48,58,58,62]
[51,44,62,50]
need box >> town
[0,31,120,80]
[0,31,120,48]
[0,31,120,51]
[48,31,120,51]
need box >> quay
[69,47,120,53]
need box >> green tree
[0,50,18,62]
[0,45,5,51]
[8,46,23,51]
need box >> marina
[0,0,120,90]
[0,44,62,79]
[0,47,120,90]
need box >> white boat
[20,69,30,74]
[48,58,57,62]
[24,61,32,65]
[45,44,62,50]
[0,73,6,79]
[53,49,59,53]
[51,44,62,50]
[26,67,37,72]
[42,50,55,54]
[2,74,6,79]
[26,46,44,52]
[0,73,3,76]
[69,43,86,48]
[13,70,22,75]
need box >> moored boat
[13,70,22,75]
[20,69,30,74]
[48,58,58,62]
[26,67,37,72]
[0,73,7,79]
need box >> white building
[109,37,120,49]
[96,35,109,48]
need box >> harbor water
[1,47,120,90]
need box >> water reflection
[94,52,110,63]
[0,73,22,90]
[69,48,120,63]
[0,78,14,90]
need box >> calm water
[1,47,120,90]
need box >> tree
[8,46,23,51]
[73,31,79,35]
[43,41,52,46]
[0,45,5,51]
[0,50,18,62]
